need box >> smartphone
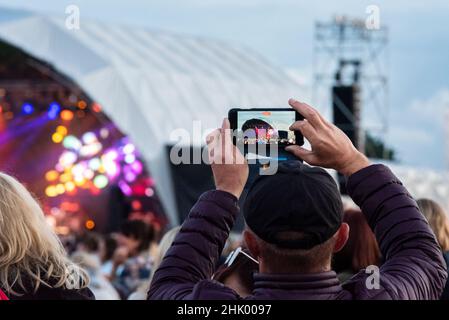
[228,108,304,161]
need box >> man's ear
[333,223,350,253]
[243,229,260,259]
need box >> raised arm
[346,164,447,299]
[148,119,248,300]
[287,99,447,300]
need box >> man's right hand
[286,99,370,176]
[207,118,248,199]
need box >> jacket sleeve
[345,164,447,300]
[147,190,240,300]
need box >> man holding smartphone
[148,99,447,300]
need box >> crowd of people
[1,99,448,300]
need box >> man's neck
[259,262,332,274]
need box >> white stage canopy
[0,7,305,224]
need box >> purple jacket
[148,165,447,300]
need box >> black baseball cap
[243,161,343,249]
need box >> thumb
[285,145,314,163]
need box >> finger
[221,118,238,164]
[288,98,325,129]
[289,120,318,143]
[207,129,221,163]
[285,145,314,163]
[222,118,233,157]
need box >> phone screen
[228,108,304,162]
[235,110,299,146]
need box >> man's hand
[286,99,370,176]
[207,118,248,199]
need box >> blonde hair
[418,198,449,252]
[153,226,181,269]
[0,173,89,295]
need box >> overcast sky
[0,0,448,170]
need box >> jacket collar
[253,271,343,293]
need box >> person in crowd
[333,209,382,282]
[72,251,120,300]
[128,226,181,300]
[417,198,449,300]
[111,220,155,298]
[148,99,447,300]
[100,235,118,278]
[0,173,94,300]
[213,246,259,297]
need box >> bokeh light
[85,219,96,230]
[60,110,74,121]
[48,102,61,120]
[22,103,34,115]
[56,125,68,136]
[93,175,109,189]
[52,132,64,143]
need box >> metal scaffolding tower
[313,15,389,156]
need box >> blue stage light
[48,102,61,119]
[22,103,34,115]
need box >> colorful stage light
[130,161,143,174]
[88,158,101,171]
[45,125,148,201]
[74,176,86,187]
[72,163,86,177]
[125,172,136,183]
[85,219,95,230]
[104,161,119,177]
[45,185,58,197]
[48,102,61,120]
[125,154,136,164]
[123,143,135,154]
[131,200,142,211]
[56,184,66,195]
[22,103,34,115]
[59,151,78,167]
[52,132,64,143]
[118,180,132,196]
[77,100,87,109]
[83,169,95,180]
[63,135,82,151]
[45,170,59,182]
[60,110,74,121]
[59,173,72,183]
[65,181,76,192]
[145,188,154,197]
[93,175,109,189]
[100,128,109,139]
[82,132,97,144]
[61,201,79,212]
[103,150,118,161]
[92,103,102,113]
[79,142,102,157]
[56,125,68,136]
